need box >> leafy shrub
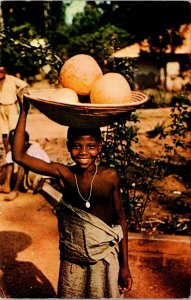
[143,89,167,108]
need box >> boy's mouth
[78,158,90,164]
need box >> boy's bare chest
[62,176,114,224]
[76,175,111,193]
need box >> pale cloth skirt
[0,103,18,134]
[57,257,122,299]
[56,200,123,298]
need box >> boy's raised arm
[13,89,62,178]
[13,88,30,163]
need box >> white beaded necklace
[74,165,98,208]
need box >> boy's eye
[88,144,97,149]
[72,144,97,150]
[73,144,81,149]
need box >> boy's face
[68,135,102,169]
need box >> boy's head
[67,127,102,167]
[67,127,102,143]
[67,127,102,154]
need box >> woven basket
[25,88,148,128]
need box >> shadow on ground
[0,231,56,298]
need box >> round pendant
[85,201,90,208]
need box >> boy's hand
[118,267,133,294]
[17,87,30,113]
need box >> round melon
[49,88,79,104]
[90,72,132,104]
[59,54,103,95]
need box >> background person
[0,129,51,200]
[0,66,27,153]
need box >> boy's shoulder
[98,165,119,179]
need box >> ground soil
[1,192,190,299]
[0,106,190,298]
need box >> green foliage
[95,1,190,52]
[141,215,191,236]
[0,2,134,82]
[72,3,102,32]
[162,94,191,163]
[106,56,136,88]
[64,25,132,69]
[0,26,63,82]
[170,95,191,133]
[1,0,190,77]
[146,122,166,139]
[143,89,167,108]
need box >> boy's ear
[98,142,102,152]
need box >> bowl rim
[24,88,148,109]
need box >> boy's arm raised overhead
[12,88,68,179]
[112,169,132,293]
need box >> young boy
[13,90,132,298]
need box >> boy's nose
[79,146,88,154]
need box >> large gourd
[49,88,79,103]
[60,54,103,96]
[90,72,132,104]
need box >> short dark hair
[67,127,102,142]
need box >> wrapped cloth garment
[56,199,123,298]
